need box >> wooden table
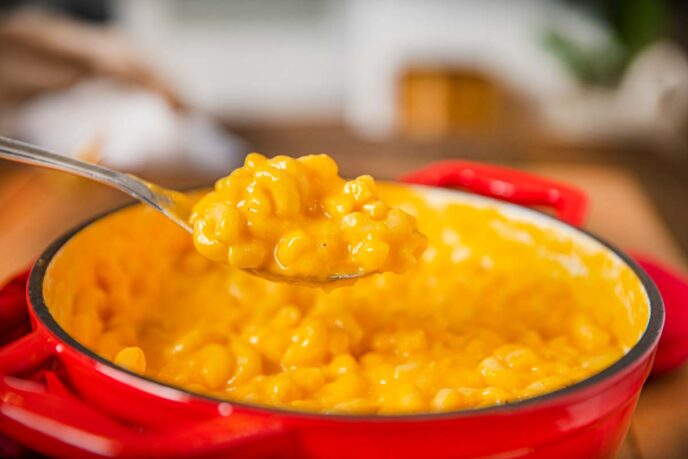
[0,160,686,458]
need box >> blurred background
[0,1,687,457]
[3,1,688,162]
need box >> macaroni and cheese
[44,183,649,414]
[190,153,427,282]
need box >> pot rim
[27,183,664,422]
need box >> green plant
[543,0,670,87]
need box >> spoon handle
[0,136,193,233]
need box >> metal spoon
[0,136,364,284]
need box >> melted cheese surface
[44,184,649,414]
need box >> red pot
[0,161,669,459]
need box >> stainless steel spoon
[0,136,194,233]
[0,136,363,283]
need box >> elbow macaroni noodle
[44,180,649,414]
[190,153,427,281]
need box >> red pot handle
[0,273,289,459]
[631,254,688,376]
[399,160,589,227]
[0,271,30,344]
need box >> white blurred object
[11,78,244,174]
[344,0,609,137]
[118,0,346,124]
[541,42,688,153]
[118,0,605,135]
[618,42,688,149]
